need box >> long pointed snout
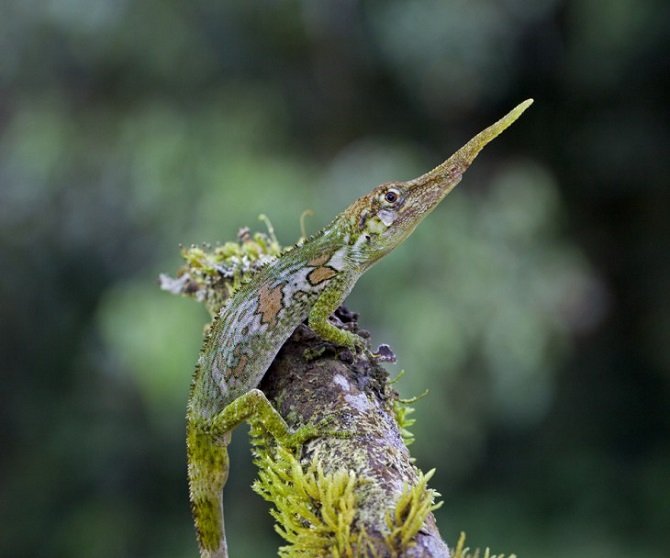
[406,99,534,200]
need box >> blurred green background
[1,1,668,557]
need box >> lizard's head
[340,99,533,269]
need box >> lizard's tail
[187,423,230,558]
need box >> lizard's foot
[308,310,367,355]
[350,332,368,353]
[334,330,367,354]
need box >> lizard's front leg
[188,389,328,558]
[308,275,365,351]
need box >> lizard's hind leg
[211,388,325,448]
[188,389,341,557]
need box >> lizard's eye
[383,189,401,205]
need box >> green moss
[389,371,428,447]
[451,533,517,558]
[383,468,443,555]
[251,434,361,557]
[392,398,417,447]
[250,420,445,557]
[159,215,282,315]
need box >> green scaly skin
[186,99,533,557]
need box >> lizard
[185,99,533,558]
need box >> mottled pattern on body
[189,241,352,421]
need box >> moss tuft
[383,468,443,554]
[251,426,360,557]
[390,371,428,447]
[392,398,420,447]
[159,215,282,315]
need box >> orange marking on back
[308,253,331,267]
[307,266,337,285]
[258,283,284,327]
[232,353,248,380]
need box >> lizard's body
[185,100,533,557]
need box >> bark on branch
[253,307,449,558]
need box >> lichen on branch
[159,215,281,316]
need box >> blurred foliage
[1,1,669,557]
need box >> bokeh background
[2,1,668,557]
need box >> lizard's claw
[347,333,367,354]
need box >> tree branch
[252,308,449,557]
